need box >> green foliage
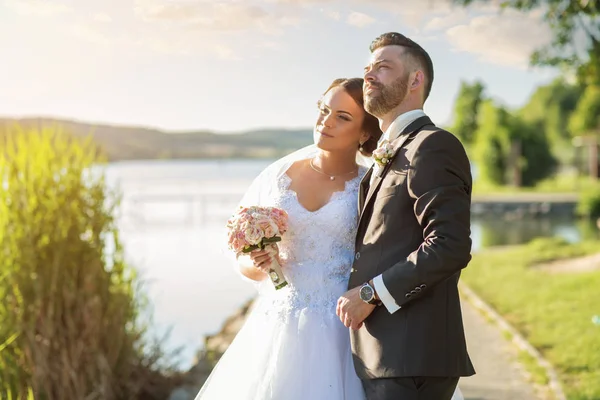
[451,80,486,145]
[576,183,600,218]
[520,78,583,143]
[577,37,600,86]
[472,100,512,185]
[569,85,600,135]
[472,100,557,186]
[512,116,559,186]
[462,239,600,399]
[0,126,179,399]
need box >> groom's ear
[410,70,425,90]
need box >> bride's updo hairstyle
[321,78,383,156]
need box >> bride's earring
[358,141,365,152]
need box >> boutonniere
[372,140,395,167]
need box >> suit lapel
[358,116,434,223]
[358,165,373,213]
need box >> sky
[0,0,559,133]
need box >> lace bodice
[255,168,366,319]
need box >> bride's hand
[249,245,280,273]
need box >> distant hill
[0,117,313,161]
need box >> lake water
[103,159,595,369]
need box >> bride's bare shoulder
[283,159,309,181]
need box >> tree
[512,115,558,186]
[520,78,583,143]
[518,79,584,166]
[569,84,600,178]
[453,0,600,82]
[451,80,486,146]
[473,100,512,185]
[473,100,557,186]
[569,84,600,135]
[576,36,600,85]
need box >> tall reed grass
[0,125,181,399]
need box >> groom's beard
[365,74,409,118]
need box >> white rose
[244,226,263,245]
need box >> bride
[195,78,463,400]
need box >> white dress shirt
[370,109,426,314]
[369,109,426,186]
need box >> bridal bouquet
[226,206,289,290]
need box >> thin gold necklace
[309,158,357,181]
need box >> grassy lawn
[462,237,600,400]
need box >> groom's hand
[336,287,376,330]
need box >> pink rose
[263,221,278,238]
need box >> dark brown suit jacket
[349,116,476,379]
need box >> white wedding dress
[196,166,464,400]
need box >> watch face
[360,285,374,301]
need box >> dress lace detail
[255,170,364,322]
[195,168,368,400]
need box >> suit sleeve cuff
[373,274,401,314]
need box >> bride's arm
[237,253,267,281]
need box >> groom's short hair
[370,32,434,101]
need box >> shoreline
[471,193,578,217]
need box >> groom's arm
[374,129,472,313]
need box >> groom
[336,32,475,399]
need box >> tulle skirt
[195,295,465,400]
[195,296,365,400]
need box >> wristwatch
[359,281,380,305]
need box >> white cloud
[269,0,451,12]
[191,4,269,31]
[256,40,281,50]
[125,35,195,56]
[346,11,375,28]
[265,0,332,3]
[360,0,551,70]
[115,27,240,58]
[445,10,552,68]
[424,10,468,31]
[133,1,300,35]
[4,0,72,16]
[71,23,110,46]
[382,0,454,14]
[92,0,553,67]
[409,33,443,44]
[213,44,239,60]
[266,0,508,32]
[84,29,236,59]
[44,1,260,59]
[93,13,113,23]
[322,9,341,21]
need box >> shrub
[576,183,600,219]
[0,126,180,399]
